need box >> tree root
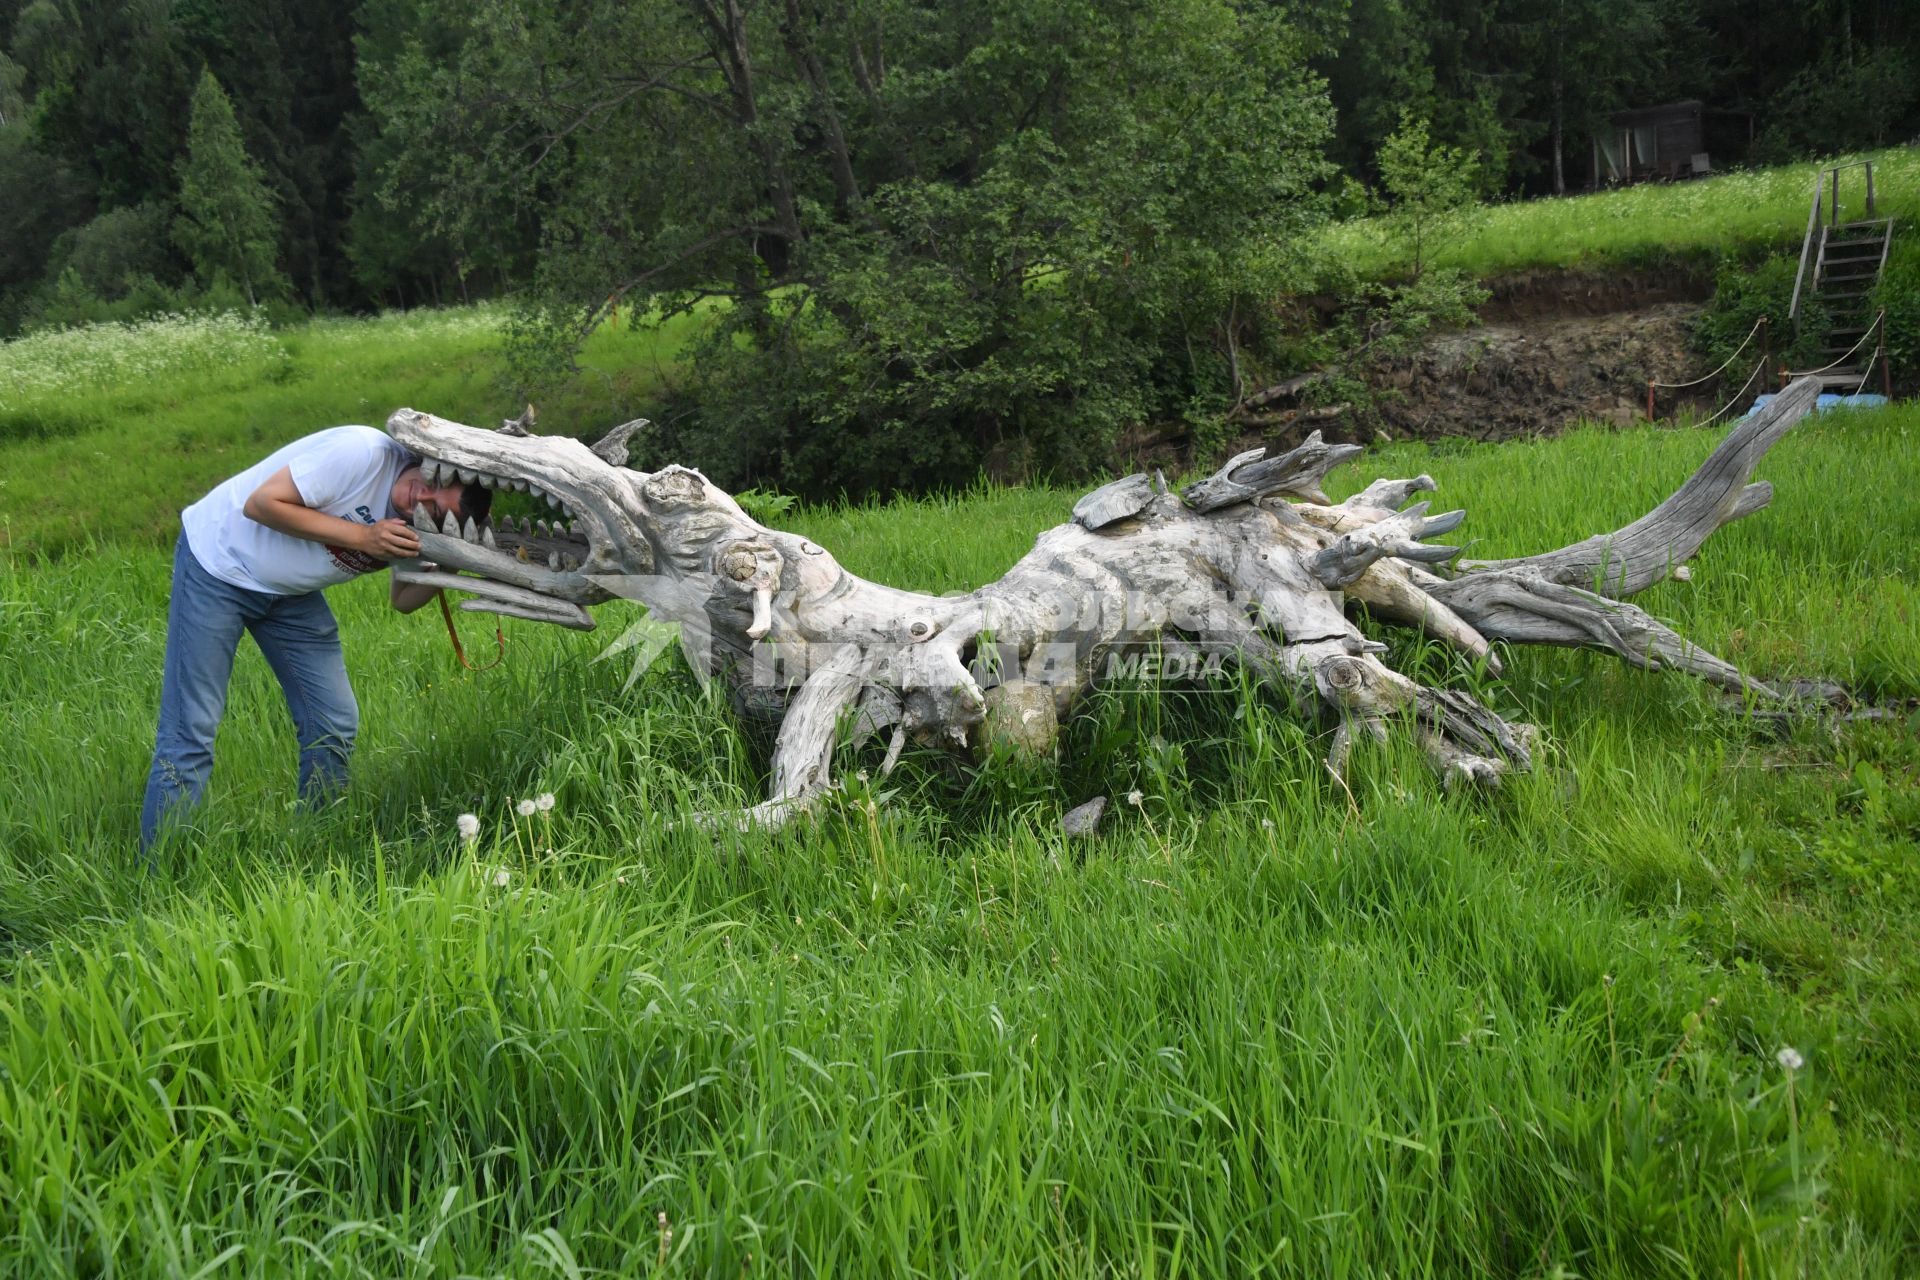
[382,380,1829,829]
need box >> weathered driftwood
[386,382,1819,828]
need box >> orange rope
[438,591,506,671]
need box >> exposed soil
[1366,301,1711,442]
[1474,264,1714,322]
[1100,268,1739,473]
[1220,268,1732,457]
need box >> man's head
[392,464,492,526]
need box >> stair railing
[1787,180,1822,334]
[1789,159,1877,334]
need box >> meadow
[1319,145,1920,279]
[1,303,1918,1277]
[0,304,699,555]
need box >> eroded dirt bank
[1372,267,1724,442]
[1206,268,1728,461]
[1368,301,1710,440]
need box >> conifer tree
[173,69,285,306]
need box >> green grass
[1321,145,1920,281]
[1,308,1918,1275]
[3,301,1920,1274]
[0,304,702,556]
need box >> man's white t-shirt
[182,426,413,596]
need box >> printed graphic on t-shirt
[325,545,385,574]
[325,504,384,575]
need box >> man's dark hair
[459,481,493,523]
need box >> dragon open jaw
[384,408,658,630]
[409,456,596,571]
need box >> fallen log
[385,380,1823,828]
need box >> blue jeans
[140,534,359,850]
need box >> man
[140,424,489,851]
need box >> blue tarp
[1744,392,1889,418]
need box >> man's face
[393,466,465,523]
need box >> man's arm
[243,465,439,613]
[390,573,442,614]
[244,465,418,554]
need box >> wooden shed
[1593,100,1707,185]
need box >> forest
[2,0,1915,492]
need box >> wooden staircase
[1789,161,1893,390]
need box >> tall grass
[1321,145,1919,280]
[0,303,702,555]
[0,311,287,417]
[1,357,1917,1273]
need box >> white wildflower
[0,310,283,411]
[535,792,555,812]
[456,813,480,841]
[516,798,537,817]
[1776,1046,1804,1071]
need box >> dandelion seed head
[1776,1046,1804,1071]
[1127,789,1144,807]
[535,792,555,812]
[456,813,480,840]
[490,868,512,887]
[516,798,537,817]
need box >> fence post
[1759,316,1770,387]
[1646,379,1655,422]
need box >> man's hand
[357,518,422,560]
[243,465,423,557]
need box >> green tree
[1376,113,1476,279]
[11,0,196,206]
[347,0,529,308]
[0,50,92,333]
[173,68,286,305]
[367,0,1333,495]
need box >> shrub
[1694,254,1825,380]
[1871,237,1919,395]
[389,0,1334,499]
[53,204,177,301]
[1376,114,1480,282]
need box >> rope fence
[1649,317,1766,390]
[1645,309,1893,430]
[1684,356,1771,433]
[1781,309,1884,381]
[1849,341,1883,398]
[1646,316,1768,421]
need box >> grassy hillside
[2,300,1919,1274]
[1322,145,1918,280]
[0,306,698,557]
